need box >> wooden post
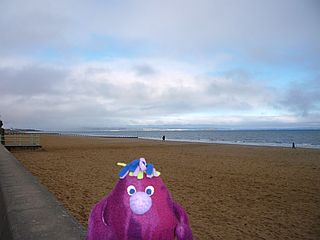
[0,128,4,145]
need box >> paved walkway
[0,145,86,240]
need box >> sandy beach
[12,134,320,239]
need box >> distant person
[162,135,165,141]
[292,142,296,149]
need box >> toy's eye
[145,186,154,196]
[127,185,136,196]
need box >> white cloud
[1,57,318,129]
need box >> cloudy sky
[0,0,319,130]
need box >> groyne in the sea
[0,144,86,240]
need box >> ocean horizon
[46,129,320,149]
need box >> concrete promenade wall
[0,145,86,240]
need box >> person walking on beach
[162,135,166,141]
[292,142,296,149]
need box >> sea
[55,129,320,149]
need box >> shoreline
[42,132,320,150]
[138,137,320,150]
[32,131,320,150]
[12,134,320,239]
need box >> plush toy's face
[127,181,153,215]
[111,175,171,217]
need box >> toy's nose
[130,192,152,215]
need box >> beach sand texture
[12,135,320,239]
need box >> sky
[0,0,319,130]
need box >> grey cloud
[133,64,157,76]
[217,69,253,81]
[0,65,67,96]
[0,0,71,53]
[0,97,119,130]
[95,0,320,63]
[280,77,320,116]
[202,70,274,110]
[102,71,274,116]
[1,0,319,66]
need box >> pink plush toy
[86,158,193,240]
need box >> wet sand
[12,134,320,239]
